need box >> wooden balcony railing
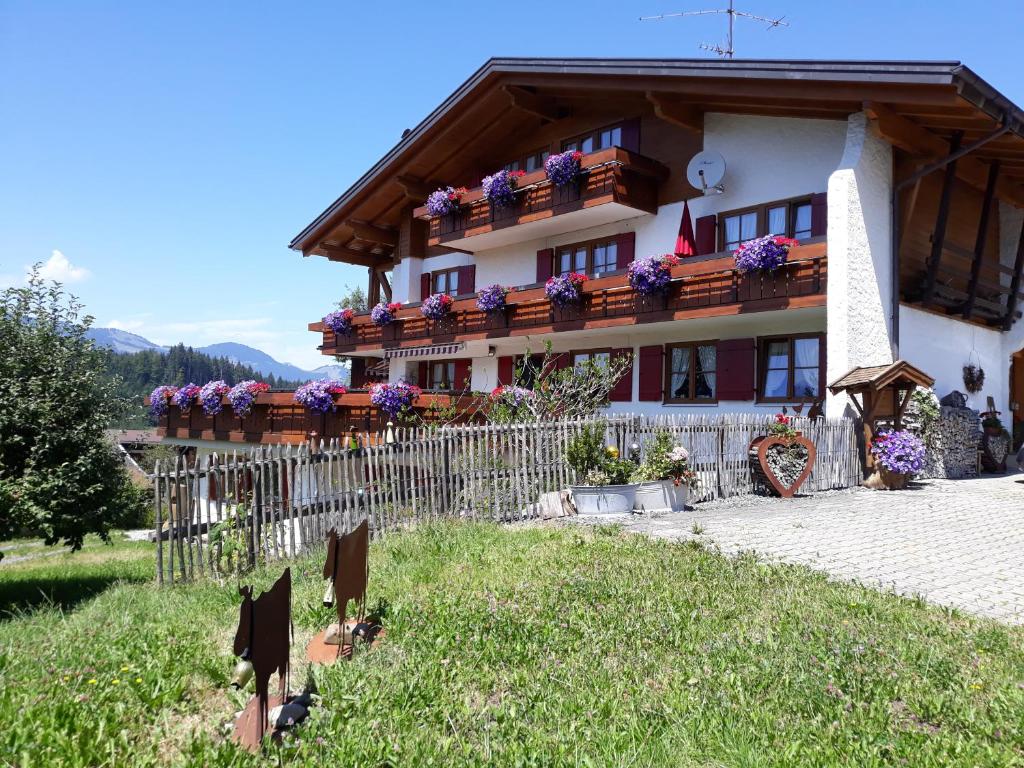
[155,390,477,445]
[314,242,828,355]
[412,147,668,248]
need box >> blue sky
[2,0,1023,369]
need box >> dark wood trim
[561,120,628,153]
[963,160,1000,319]
[717,194,815,251]
[1004,218,1024,331]
[316,243,392,268]
[756,333,825,404]
[346,220,399,247]
[663,340,718,404]
[920,131,963,306]
[430,267,461,295]
[645,91,703,132]
[502,85,565,122]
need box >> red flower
[572,151,583,161]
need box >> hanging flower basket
[171,383,201,413]
[199,380,231,416]
[294,380,348,414]
[734,235,799,273]
[425,186,467,217]
[370,381,421,420]
[421,293,454,320]
[482,169,525,208]
[371,301,402,327]
[148,385,178,419]
[476,283,510,314]
[628,254,679,296]
[544,150,584,186]
[544,272,587,308]
[227,380,270,419]
[323,308,356,336]
[962,364,985,394]
[865,429,926,490]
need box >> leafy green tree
[0,267,145,554]
[337,284,368,312]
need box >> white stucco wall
[824,111,895,417]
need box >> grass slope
[0,523,1022,766]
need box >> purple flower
[294,380,347,414]
[544,273,587,308]
[370,381,421,419]
[199,380,230,416]
[371,302,402,327]
[227,380,269,418]
[733,235,798,273]
[490,385,533,407]
[544,150,583,186]
[871,430,926,475]
[628,254,679,295]
[420,293,454,320]
[482,169,525,208]
[425,186,467,217]
[148,386,177,419]
[323,308,355,336]
[171,383,200,413]
[476,284,509,314]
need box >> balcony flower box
[628,254,679,296]
[371,301,402,327]
[476,283,509,314]
[171,383,201,413]
[294,380,348,414]
[323,308,356,336]
[199,380,231,416]
[544,272,587,309]
[544,150,584,186]
[425,186,467,218]
[370,381,421,420]
[228,380,270,419]
[149,385,177,419]
[481,169,525,208]
[734,235,799,273]
[421,293,454,321]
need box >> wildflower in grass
[87,679,97,685]
[370,381,421,420]
[198,380,230,416]
[323,307,356,336]
[544,272,587,308]
[370,301,402,327]
[733,234,798,273]
[171,383,200,413]
[628,254,679,295]
[544,150,584,186]
[227,380,270,418]
[420,292,454,320]
[112,679,120,685]
[148,385,177,419]
[135,677,142,683]
[482,168,525,208]
[425,186,467,217]
[294,380,348,414]
[476,283,510,314]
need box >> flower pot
[570,484,638,515]
[863,467,910,490]
[633,480,688,512]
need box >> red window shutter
[615,231,635,270]
[453,359,471,390]
[536,248,553,283]
[817,334,827,398]
[810,192,828,238]
[716,338,756,400]
[420,272,432,301]
[457,264,476,295]
[620,117,640,153]
[695,215,717,255]
[497,356,514,385]
[553,352,571,371]
[417,361,429,389]
[609,348,633,402]
[638,345,664,401]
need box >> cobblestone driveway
[572,474,1024,624]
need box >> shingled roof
[828,360,935,394]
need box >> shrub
[566,424,607,478]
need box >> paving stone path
[569,473,1024,624]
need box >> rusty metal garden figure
[231,568,292,751]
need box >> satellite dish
[686,150,726,194]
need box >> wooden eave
[290,58,1024,266]
[828,360,935,395]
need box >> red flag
[674,199,696,257]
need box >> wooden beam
[1004,218,1024,331]
[645,91,703,132]
[376,267,393,301]
[502,85,565,122]
[346,220,398,247]
[395,175,436,202]
[920,132,962,306]
[963,160,1000,319]
[315,243,391,268]
[367,266,381,307]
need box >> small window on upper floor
[504,148,550,174]
[433,268,459,295]
[555,237,618,278]
[573,350,611,369]
[562,123,623,154]
[719,197,814,252]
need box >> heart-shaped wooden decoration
[748,434,816,498]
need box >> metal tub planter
[633,480,688,512]
[570,484,639,515]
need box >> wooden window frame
[432,268,460,296]
[571,348,613,368]
[504,146,550,174]
[717,195,815,252]
[428,360,457,391]
[561,121,625,154]
[663,341,719,404]
[553,235,620,278]
[756,333,824,404]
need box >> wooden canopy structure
[829,360,936,471]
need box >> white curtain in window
[696,345,717,398]
[767,206,787,236]
[794,338,819,367]
[670,348,690,399]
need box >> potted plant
[734,235,799,273]
[420,292,454,321]
[981,410,1007,437]
[323,308,356,337]
[482,168,525,208]
[865,429,926,490]
[544,150,584,186]
[476,283,510,314]
[294,380,348,414]
[962,364,985,394]
[748,412,816,497]
[425,186,467,217]
[371,301,402,327]
[632,430,698,512]
[566,424,639,515]
[369,381,422,420]
[544,272,587,309]
[227,380,270,419]
[171,383,201,413]
[199,380,231,416]
[148,385,178,419]
[628,254,679,296]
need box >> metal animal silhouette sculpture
[232,568,291,749]
[324,520,369,624]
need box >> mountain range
[86,327,347,383]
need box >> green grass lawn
[1,522,1022,767]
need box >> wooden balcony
[412,147,668,251]
[155,390,476,445]
[314,241,828,356]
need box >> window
[573,350,611,369]
[719,197,815,251]
[562,123,623,154]
[432,268,460,295]
[665,343,717,403]
[504,148,550,174]
[555,237,619,277]
[429,361,456,391]
[758,335,822,402]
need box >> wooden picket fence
[151,413,860,584]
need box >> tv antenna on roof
[640,0,789,58]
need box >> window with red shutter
[453,359,471,390]
[695,215,717,255]
[497,356,514,386]
[536,248,554,284]
[615,231,635,271]
[638,346,663,401]
[609,348,633,402]
[457,265,476,295]
[715,338,756,401]
[419,272,431,302]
